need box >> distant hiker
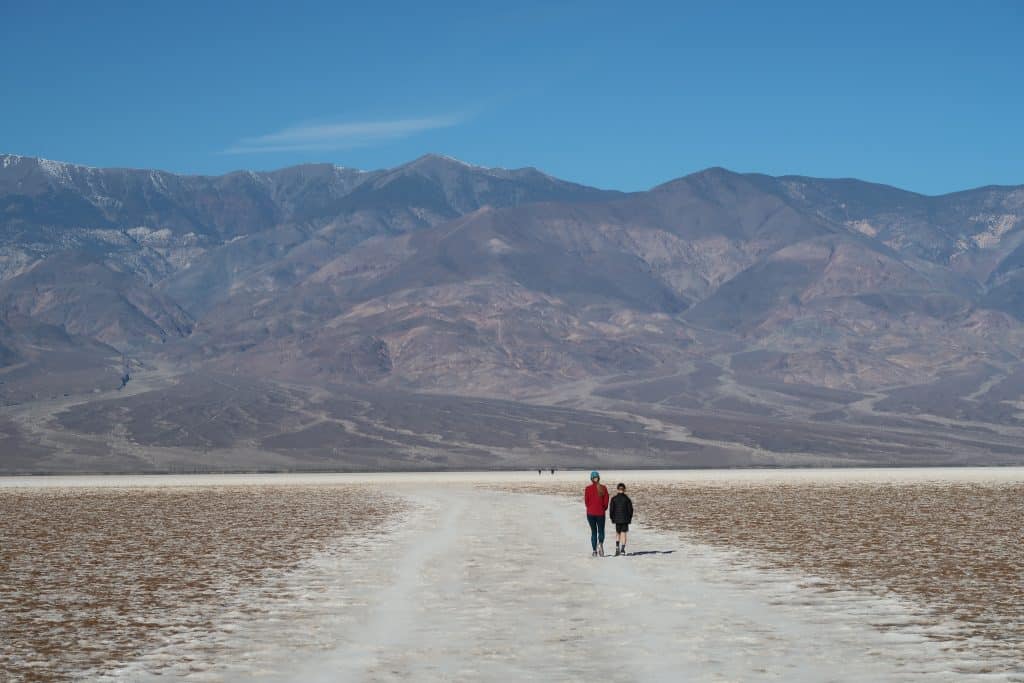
[609,483,634,556]
[550,468,555,475]
[584,471,609,556]
[538,469,542,475]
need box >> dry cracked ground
[0,483,405,681]
[1,470,1022,681]
[511,471,1024,676]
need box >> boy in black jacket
[609,482,634,556]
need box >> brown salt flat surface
[2,469,1023,682]
[0,482,405,681]
[506,467,1024,677]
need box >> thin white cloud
[223,114,466,154]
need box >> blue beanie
[590,470,600,479]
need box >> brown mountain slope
[2,154,1024,471]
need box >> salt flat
[276,487,990,683]
[3,469,1022,682]
[4,465,1024,488]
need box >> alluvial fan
[0,485,404,682]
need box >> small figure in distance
[538,469,542,475]
[609,482,634,556]
[584,471,609,557]
[550,468,555,475]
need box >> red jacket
[584,483,609,516]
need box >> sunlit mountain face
[2,153,1024,472]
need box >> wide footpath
[269,483,971,683]
[64,471,1006,681]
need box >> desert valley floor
[2,469,1022,682]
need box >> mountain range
[2,152,1023,473]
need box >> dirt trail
[282,486,974,682]
[17,472,1012,681]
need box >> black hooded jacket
[609,492,634,524]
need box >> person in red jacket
[584,470,610,556]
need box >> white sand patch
[971,214,1019,249]
[847,219,879,237]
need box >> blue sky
[3,1,1021,193]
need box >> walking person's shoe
[592,550,598,557]
[614,545,621,556]
[598,544,605,557]
[620,546,626,556]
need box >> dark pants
[587,514,606,550]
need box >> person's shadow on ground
[626,550,675,556]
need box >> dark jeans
[587,514,606,550]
